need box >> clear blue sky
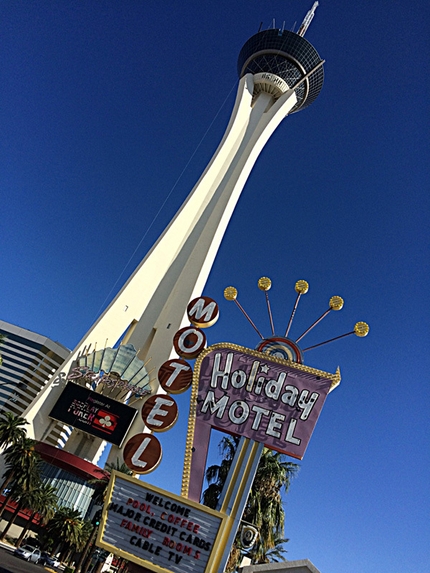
[1,2,429,572]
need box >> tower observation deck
[238,29,324,111]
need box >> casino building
[0,321,105,523]
[0,320,69,426]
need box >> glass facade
[40,461,96,517]
[0,320,70,438]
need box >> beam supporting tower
[22,28,325,466]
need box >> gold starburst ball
[224,286,238,301]
[354,321,369,337]
[329,296,344,310]
[295,280,309,294]
[258,277,272,291]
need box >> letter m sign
[187,297,219,328]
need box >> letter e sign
[141,394,178,432]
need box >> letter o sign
[173,327,206,359]
[124,433,162,474]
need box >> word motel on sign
[123,296,219,473]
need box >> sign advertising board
[194,343,339,460]
[49,382,137,447]
[97,472,228,573]
[73,343,151,397]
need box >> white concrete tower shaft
[23,27,325,464]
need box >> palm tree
[259,535,290,563]
[89,458,133,505]
[0,437,41,519]
[202,437,299,572]
[46,507,87,561]
[0,412,28,450]
[0,481,41,540]
[15,482,58,547]
[242,448,298,562]
[202,436,239,509]
[75,459,133,573]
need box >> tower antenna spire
[297,1,319,37]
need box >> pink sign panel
[195,344,335,460]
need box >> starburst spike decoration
[224,278,368,365]
[224,286,264,339]
[285,279,309,337]
[303,321,370,352]
[258,277,275,336]
[295,295,344,343]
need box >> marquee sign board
[193,343,340,460]
[49,382,138,447]
[97,472,229,573]
[73,343,151,397]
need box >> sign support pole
[206,437,264,573]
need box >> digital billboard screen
[49,382,137,447]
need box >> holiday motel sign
[96,287,367,573]
[193,342,339,460]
